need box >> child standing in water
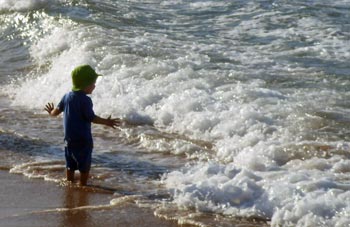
[45,65,120,186]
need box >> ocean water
[0,0,350,226]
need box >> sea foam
[0,0,49,12]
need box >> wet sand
[0,171,268,227]
[0,170,183,227]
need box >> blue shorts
[65,145,92,173]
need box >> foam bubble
[271,190,350,227]
[163,163,268,217]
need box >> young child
[45,64,120,186]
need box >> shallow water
[1,0,350,226]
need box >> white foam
[163,163,268,216]
[30,27,71,64]
[189,1,228,9]
[164,156,350,224]
[0,0,49,11]
[10,160,65,182]
[271,190,350,227]
[4,15,99,107]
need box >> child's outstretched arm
[93,115,121,129]
[45,103,62,117]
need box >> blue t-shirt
[58,91,96,147]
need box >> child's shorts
[64,145,92,173]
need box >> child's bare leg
[79,171,89,186]
[66,169,75,182]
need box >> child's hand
[45,103,62,116]
[92,115,122,128]
[45,103,55,114]
[106,115,122,129]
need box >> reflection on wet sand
[62,186,90,227]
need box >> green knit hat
[71,65,101,91]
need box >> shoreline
[0,170,184,227]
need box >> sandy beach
[0,170,183,227]
[0,170,270,227]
